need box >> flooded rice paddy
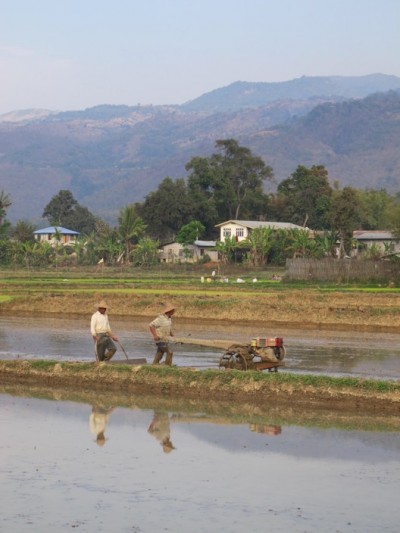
[1,314,400,531]
[0,314,399,380]
[1,391,399,532]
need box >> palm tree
[215,236,238,264]
[314,231,340,258]
[286,229,316,258]
[240,227,274,266]
[131,237,160,266]
[117,205,147,262]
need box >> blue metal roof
[33,226,80,235]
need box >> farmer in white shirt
[90,300,118,361]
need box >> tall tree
[357,188,397,230]
[63,205,98,235]
[43,190,77,226]
[42,189,97,234]
[331,187,363,257]
[0,190,12,237]
[186,139,273,222]
[136,178,193,242]
[275,165,333,229]
[186,156,219,236]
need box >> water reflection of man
[90,405,115,446]
[148,411,176,453]
[249,424,282,436]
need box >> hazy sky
[1,0,399,114]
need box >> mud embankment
[1,360,399,415]
[2,289,400,331]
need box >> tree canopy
[0,190,12,237]
[42,189,97,234]
[331,187,363,256]
[186,139,273,223]
[274,165,333,229]
[176,221,205,245]
[136,178,194,242]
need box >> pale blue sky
[0,0,399,113]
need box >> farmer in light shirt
[149,303,176,366]
[90,300,118,361]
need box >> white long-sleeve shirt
[90,311,112,337]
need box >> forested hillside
[1,75,400,223]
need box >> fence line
[285,258,400,282]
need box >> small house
[33,226,80,246]
[353,230,400,256]
[215,220,309,243]
[159,240,218,263]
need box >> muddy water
[1,315,399,379]
[1,393,399,533]
[1,315,400,531]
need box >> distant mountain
[0,108,57,123]
[1,75,400,224]
[182,74,400,112]
[247,90,400,191]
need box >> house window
[236,228,244,238]
[223,228,231,238]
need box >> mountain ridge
[1,74,400,224]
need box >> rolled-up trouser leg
[152,349,163,365]
[153,342,165,364]
[165,349,173,366]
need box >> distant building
[159,240,218,263]
[353,230,400,255]
[33,226,80,246]
[215,220,309,243]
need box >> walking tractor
[219,336,286,372]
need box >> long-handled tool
[117,340,129,360]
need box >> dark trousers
[96,334,117,361]
[153,342,173,366]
